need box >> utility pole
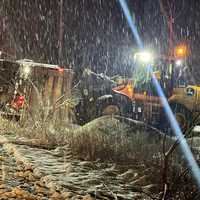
[58,0,63,66]
[159,0,174,58]
[168,13,174,58]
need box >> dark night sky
[1,0,200,79]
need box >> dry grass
[66,116,175,163]
[0,117,20,135]
[0,99,180,164]
[0,80,79,148]
[0,113,171,163]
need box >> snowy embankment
[0,116,199,199]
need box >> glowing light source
[134,51,153,64]
[12,95,25,109]
[174,44,188,58]
[175,59,183,66]
[58,67,64,73]
[18,95,25,101]
[23,65,31,75]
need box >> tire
[98,98,120,116]
[102,104,120,115]
[169,103,192,132]
[98,95,133,118]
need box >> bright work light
[175,59,183,66]
[134,51,153,64]
[23,65,31,75]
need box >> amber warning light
[174,44,188,58]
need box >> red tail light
[17,95,25,106]
[12,95,25,110]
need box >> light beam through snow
[118,0,200,188]
[118,0,143,49]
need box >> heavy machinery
[0,59,73,123]
[101,46,200,132]
[68,44,200,132]
[74,68,119,124]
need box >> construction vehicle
[74,68,118,124]
[0,59,73,124]
[74,67,140,125]
[67,44,199,132]
[99,46,199,132]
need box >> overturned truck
[0,59,73,124]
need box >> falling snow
[0,0,200,199]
